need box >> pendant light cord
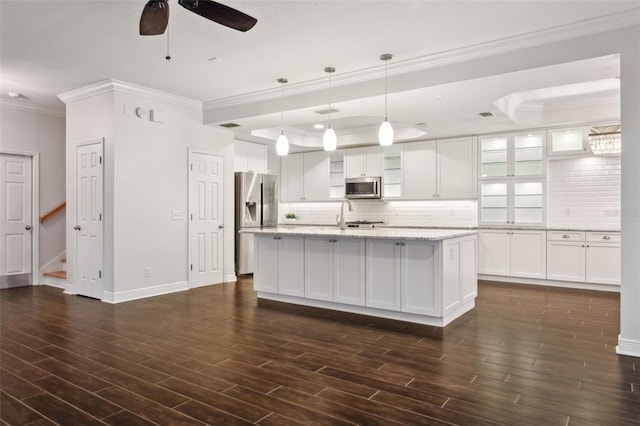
[384,58,388,121]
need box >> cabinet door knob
[603,235,611,240]
[562,234,570,238]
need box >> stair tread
[44,271,66,279]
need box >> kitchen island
[243,226,477,327]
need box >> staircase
[43,257,66,288]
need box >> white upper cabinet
[479,131,545,179]
[382,145,403,199]
[479,179,545,226]
[329,150,345,199]
[547,127,590,156]
[234,140,267,174]
[437,137,477,199]
[403,140,437,199]
[280,151,330,202]
[345,147,383,178]
[403,137,477,200]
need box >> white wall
[61,81,235,302]
[0,103,66,278]
[112,89,234,297]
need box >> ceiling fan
[140,0,257,36]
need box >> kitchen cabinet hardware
[562,234,570,238]
[603,235,611,240]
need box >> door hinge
[99,156,102,164]
[98,270,102,278]
[190,264,193,271]
[190,214,193,220]
[190,163,193,171]
[99,213,102,221]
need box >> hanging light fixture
[588,124,621,155]
[378,53,393,146]
[276,78,289,156]
[322,66,337,151]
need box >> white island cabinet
[247,227,477,327]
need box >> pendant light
[276,78,289,156]
[323,67,337,151]
[378,53,394,146]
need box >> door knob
[218,225,224,229]
[25,225,32,231]
[73,225,81,231]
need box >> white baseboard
[64,283,75,295]
[225,273,237,283]
[102,281,189,304]
[478,274,620,293]
[616,336,640,358]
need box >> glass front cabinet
[479,132,546,226]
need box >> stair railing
[40,201,66,224]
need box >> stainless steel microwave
[345,177,382,199]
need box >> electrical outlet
[145,267,151,277]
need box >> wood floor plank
[32,358,111,392]
[0,369,43,400]
[31,375,120,419]
[101,410,157,426]
[96,385,205,425]
[157,376,271,422]
[0,391,43,425]
[22,392,106,426]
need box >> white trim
[42,275,66,289]
[0,150,40,286]
[64,283,75,295]
[0,99,65,118]
[225,273,237,283]
[102,281,189,304]
[478,274,620,293]
[203,10,639,111]
[616,336,640,358]
[58,79,202,110]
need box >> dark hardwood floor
[1,278,638,425]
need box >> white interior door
[0,154,33,288]
[76,142,104,299]
[189,152,224,288]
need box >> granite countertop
[241,226,477,241]
[272,223,621,233]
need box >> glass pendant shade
[276,132,289,156]
[378,120,394,146]
[323,127,337,151]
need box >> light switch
[172,210,184,220]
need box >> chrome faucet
[336,198,353,230]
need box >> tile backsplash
[547,156,621,230]
[280,200,478,228]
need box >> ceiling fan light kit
[323,66,337,151]
[378,53,394,147]
[276,78,290,156]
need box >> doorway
[0,153,38,288]
[75,141,104,299]
[189,150,224,288]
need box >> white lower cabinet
[546,231,620,285]
[304,237,366,305]
[478,229,546,279]
[366,239,442,315]
[254,235,304,296]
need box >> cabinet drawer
[586,232,620,244]
[547,231,585,242]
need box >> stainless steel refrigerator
[235,172,278,275]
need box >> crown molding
[0,98,65,118]
[203,9,639,111]
[58,79,203,110]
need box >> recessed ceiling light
[314,123,325,129]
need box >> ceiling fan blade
[178,0,257,32]
[140,0,169,36]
